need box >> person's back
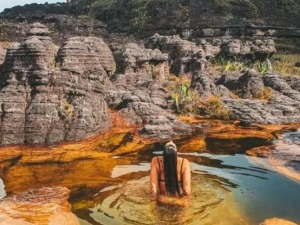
[150,141,191,199]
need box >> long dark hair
[163,144,181,196]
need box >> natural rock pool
[0,123,299,225]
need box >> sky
[0,0,65,13]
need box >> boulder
[192,72,223,98]
[263,73,300,101]
[224,90,300,124]
[217,71,300,124]
[27,22,50,36]
[146,34,220,75]
[119,101,192,139]
[285,75,300,92]
[113,42,169,80]
[233,69,264,98]
[220,38,276,60]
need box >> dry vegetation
[271,53,300,76]
[211,53,300,77]
[167,74,231,120]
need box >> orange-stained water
[0,118,299,225]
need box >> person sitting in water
[150,141,191,201]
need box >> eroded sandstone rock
[0,46,6,65]
[221,39,276,60]
[218,69,264,99]
[107,42,192,139]
[146,34,220,75]
[285,75,300,92]
[0,23,113,145]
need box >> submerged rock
[0,187,79,225]
[260,218,298,225]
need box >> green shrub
[224,61,245,72]
[168,75,202,114]
[256,61,268,74]
[211,58,246,73]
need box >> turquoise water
[190,153,300,224]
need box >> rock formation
[107,42,192,139]
[145,34,300,124]
[0,24,195,145]
[0,22,299,145]
[220,71,300,124]
[146,34,220,75]
[0,46,6,65]
[0,187,79,225]
[146,34,276,76]
[0,23,112,145]
[220,39,276,60]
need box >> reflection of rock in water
[248,130,300,182]
[272,130,300,173]
[283,131,300,145]
[87,175,247,225]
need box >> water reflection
[76,151,300,225]
[87,175,246,225]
